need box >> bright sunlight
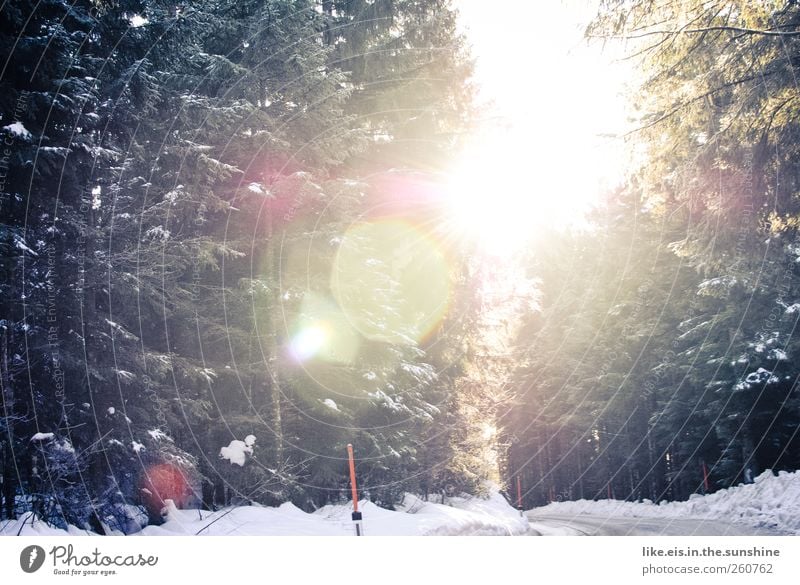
[447,0,631,254]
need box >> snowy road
[526,512,786,536]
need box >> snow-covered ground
[1,470,796,536]
[0,490,529,536]
[529,469,799,535]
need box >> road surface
[526,512,785,535]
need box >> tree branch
[590,25,800,40]
[624,69,777,137]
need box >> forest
[1,0,799,533]
[505,0,800,506]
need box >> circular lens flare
[331,220,450,345]
[287,293,360,364]
[289,324,328,362]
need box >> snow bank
[0,513,95,537]
[313,491,527,536]
[1,489,528,536]
[141,501,344,536]
[532,469,800,535]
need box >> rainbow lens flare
[287,293,360,363]
[330,220,450,345]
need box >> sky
[450,0,632,241]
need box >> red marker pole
[702,461,710,493]
[347,444,363,536]
[516,475,523,517]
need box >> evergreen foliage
[0,0,484,531]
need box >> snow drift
[533,469,800,535]
[0,489,528,536]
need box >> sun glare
[447,0,631,254]
[443,124,615,254]
[444,136,538,254]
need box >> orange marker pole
[347,444,363,535]
[516,475,523,517]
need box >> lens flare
[331,220,450,345]
[138,463,191,515]
[287,293,360,363]
[289,324,328,361]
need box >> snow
[369,389,402,411]
[115,369,135,381]
[14,236,38,256]
[0,512,95,536]
[743,367,779,386]
[91,185,101,210]
[199,367,216,383]
[107,407,115,415]
[104,320,139,341]
[219,439,253,466]
[145,225,171,241]
[770,348,788,361]
[244,434,256,447]
[1,488,529,536]
[3,472,797,536]
[131,441,145,453]
[400,362,435,381]
[147,429,172,442]
[322,398,340,411]
[530,469,800,535]
[30,432,54,442]
[697,276,737,293]
[54,439,75,454]
[3,121,31,139]
[164,188,182,204]
[247,182,269,195]
[129,14,148,27]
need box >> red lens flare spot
[138,463,191,515]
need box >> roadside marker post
[516,475,523,517]
[347,443,363,536]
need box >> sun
[444,135,538,254]
[443,126,600,255]
[445,0,632,255]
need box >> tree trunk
[741,421,759,483]
[265,218,283,465]
[213,475,226,509]
[1,327,16,519]
[646,432,656,501]
[322,0,334,45]
[1,441,16,519]
[200,457,214,511]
